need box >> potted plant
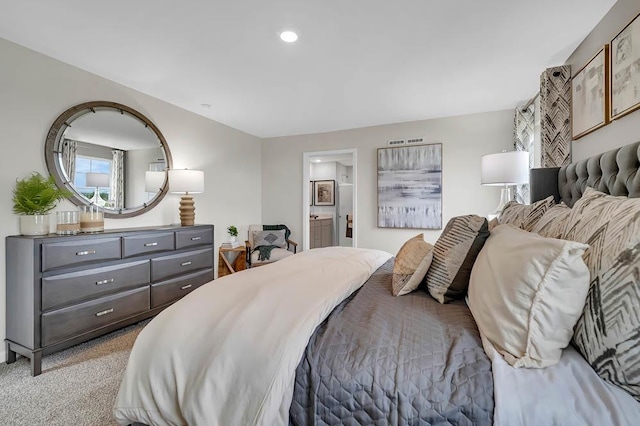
[13,172,69,235]
[227,225,238,243]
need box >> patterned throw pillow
[564,187,640,401]
[499,196,555,232]
[252,229,286,248]
[392,234,434,296]
[426,215,489,303]
[530,203,572,239]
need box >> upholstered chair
[246,224,298,267]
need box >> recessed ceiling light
[313,159,321,163]
[280,31,298,43]
[200,103,211,109]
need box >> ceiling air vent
[406,137,425,145]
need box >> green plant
[227,225,238,237]
[12,173,69,215]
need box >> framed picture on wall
[377,143,442,229]
[610,12,640,120]
[314,180,335,206]
[148,161,166,171]
[571,45,610,140]
[309,181,314,206]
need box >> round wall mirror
[45,101,173,218]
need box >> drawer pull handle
[96,278,115,285]
[181,284,193,290]
[76,250,96,256]
[191,237,202,241]
[95,308,114,317]
[144,242,158,247]
[181,261,192,266]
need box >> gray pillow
[252,229,286,248]
[425,215,489,303]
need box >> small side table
[218,246,247,277]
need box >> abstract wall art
[377,143,442,229]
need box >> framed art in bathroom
[314,180,335,206]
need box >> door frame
[303,148,357,251]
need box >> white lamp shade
[481,151,530,186]
[145,171,166,192]
[86,172,110,188]
[169,169,204,194]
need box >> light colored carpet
[0,320,149,426]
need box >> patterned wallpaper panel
[540,65,571,168]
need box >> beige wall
[0,38,263,360]
[567,0,640,161]
[262,110,514,254]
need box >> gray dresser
[5,224,214,376]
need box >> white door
[338,184,353,247]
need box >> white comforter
[113,247,391,426]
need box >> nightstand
[218,246,246,277]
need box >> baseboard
[0,349,6,364]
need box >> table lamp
[85,172,110,207]
[481,151,529,216]
[168,169,204,226]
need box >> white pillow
[467,224,590,368]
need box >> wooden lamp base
[179,195,195,226]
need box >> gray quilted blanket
[289,259,493,425]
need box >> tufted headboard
[531,141,640,207]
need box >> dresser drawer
[151,248,213,282]
[176,228,213,249]
[41,286,150,347]
[123,232,174,258]
[151,268,213,308]
[42,238,121,272]
[41,260,150,311]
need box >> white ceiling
[0,1,615,138]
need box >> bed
[114,142,640,425]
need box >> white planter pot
[228,236,237,244]
[19,214,51,236]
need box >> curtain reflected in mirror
[111,149,124,208]
[61,139,77,182]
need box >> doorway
[302,149,357,251]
